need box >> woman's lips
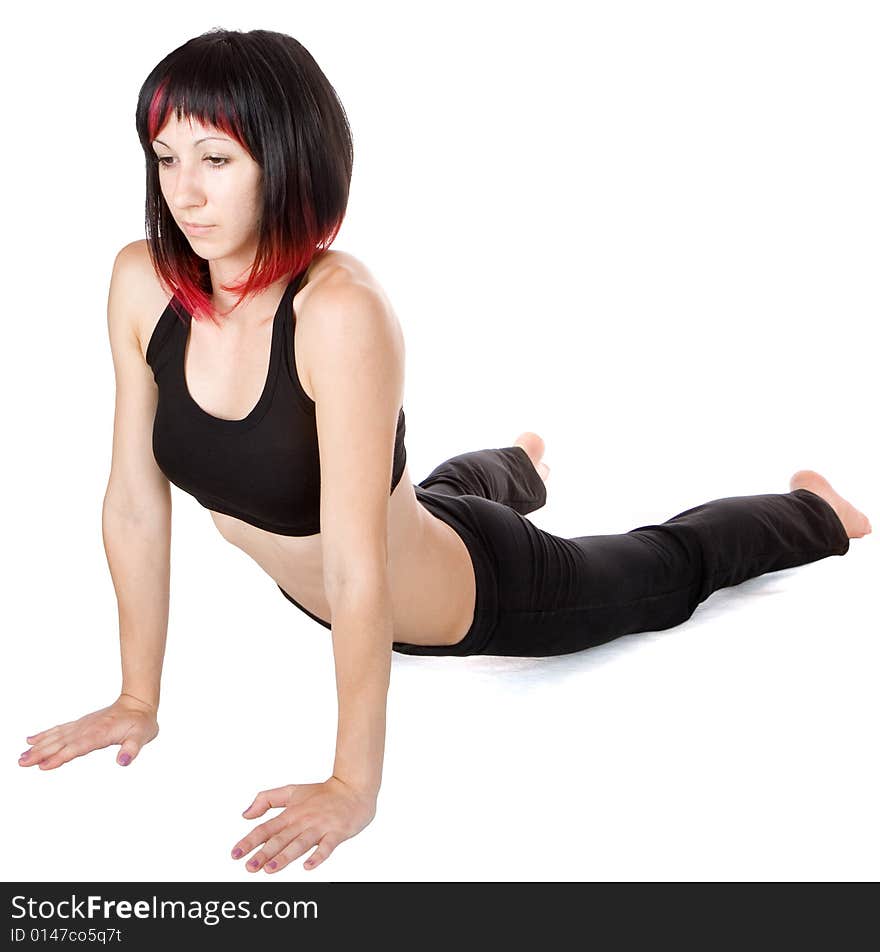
[181,222,216,235]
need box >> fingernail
[248,858,260,869]
[267,860,278,870]
[232,848,243,859]
[119,753,131,766]
[20,751,30,759]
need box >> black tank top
[144,269,407,536]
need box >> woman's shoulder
[110,240,173,362]
[300,249,399,332]
[304,249,397,314]
[112,239,175,362]
[307,249,380,295]
[296,250,404,393]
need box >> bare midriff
[209,466,476,647]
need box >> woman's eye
[155,156,228,168]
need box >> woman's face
[151,112,262,261]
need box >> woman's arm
[327,582,394,796]
[102,242,173,713]
[315,279,404,802]
[102,505,170,712]
[20,244,169,771]
[231,276,405,873]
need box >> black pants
[279,446,850,658]
[391,445,850,657]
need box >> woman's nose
[168,165,208,207]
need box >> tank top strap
[279,267,311,398]
[285,266,306,303]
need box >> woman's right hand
[18,693,160,770]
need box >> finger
[262,819,318,863]
[302,834,339,871]
[25,727,62,746]
[244,826,311,874]
[281,784,324,809]
[37,744,82,770]
[20,738,66,766]
[266,829,334,874]
[231,814,289,862]
[258,826,320,873]
[243,785,297,817]
[39,735,108,770]
[117,735,144,766]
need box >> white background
[2,0,877,883]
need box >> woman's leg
[468,486,851,657]
[409,443,860,659]
[417,444,547,514]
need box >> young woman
[17,28,871,875]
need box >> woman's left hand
[231,776,377,873]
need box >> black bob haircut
[134,27,354,324]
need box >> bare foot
[513,431,551,482]
[789,469,872,539]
